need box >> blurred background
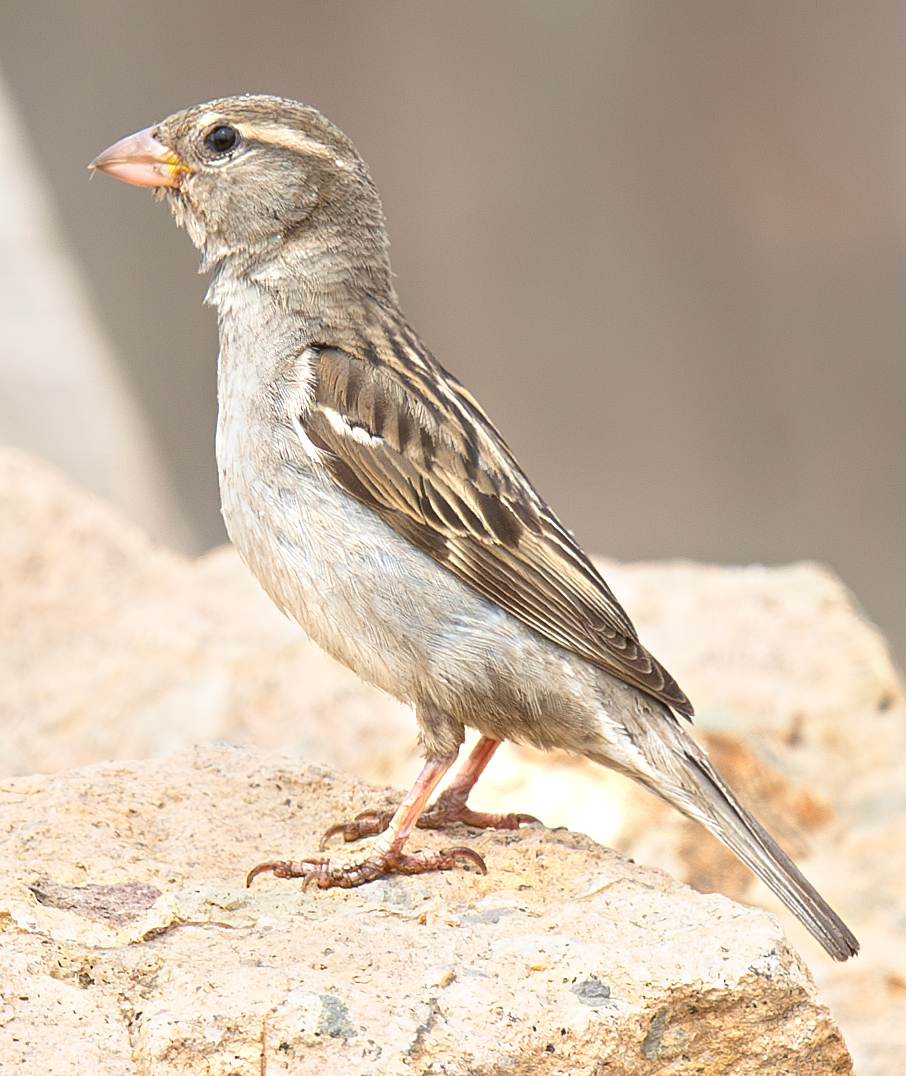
[1,0,905,667]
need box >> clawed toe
[319,808,394,850]
[439,846,488,875]
[246,843,486,890]
[246,859,295,887]
[420,803,541,831]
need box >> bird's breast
[210,284,439,700]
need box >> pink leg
[247,754,486,889]
[419,736,541,829]
[323,736,541,846]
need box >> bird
[91,94,858,961]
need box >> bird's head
[91,95,392,290]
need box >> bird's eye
[203,124,240,156]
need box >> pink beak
[90,126,189,188]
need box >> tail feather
[664,742,859,962]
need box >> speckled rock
[0,746,851,1075]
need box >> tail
[613,718,860,962]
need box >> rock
[0,745,852,1075]
[1,446,904,1073]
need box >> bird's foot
[246,842,486,889]
[321,785,540,847]
[420,785,542,831]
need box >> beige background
[2,1,904,666]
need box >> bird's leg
[324,736,540,846]
[418,736,541,830]
[247,754,486,889]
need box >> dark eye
[203,124,240,156]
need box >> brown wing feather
[301,343,693,716]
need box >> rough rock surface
[0,745,851,1075]
[1,447,904,1072]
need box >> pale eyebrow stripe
[238,123,340,161]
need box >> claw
[246,860,289,887]
[441,846,488,874]
[319,808,393,849]
[319,822,351,850]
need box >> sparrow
[91,95,858,961]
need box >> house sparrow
[91,95,858,961]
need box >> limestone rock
[0,746,852,1075]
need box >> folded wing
[299,338,693,717]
